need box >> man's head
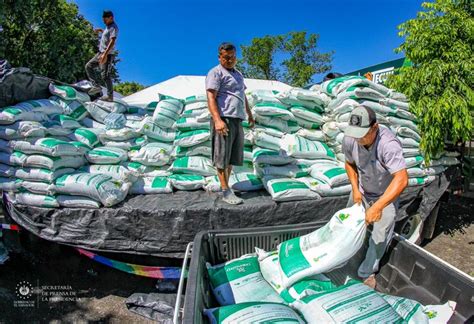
[345,105,378,146]
[102,10,114,25]
[323,72,343,82]
[218,42,237,70]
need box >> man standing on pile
[343,105,408,288]
[85,10,118,102]
[206,42,255,205]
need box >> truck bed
[182,221,473,323]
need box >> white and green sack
[264,176,321,202]
[129,176,173,194]
[85,147,128,165]
[206,254,285,306]
[55,173,130,207]
[278,204,367,289]
[169,156,215,176]
[280,134,336,160]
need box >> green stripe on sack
[172,157,189,168]
[169,174,203,181]
[176,129,209,139]
[255,102,289,110]
[323,167,346,178]
[90,149,119,158]
[56,85,76,99]
[95,176,113,190]
[151,177,168,188]
[69,106,87,120]
[279,237,311,277]
[326,290,376,312]
[208,256,260,287]
[75,129,97,145]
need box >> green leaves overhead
[237,32,333,88]
[387,0,473,161]
[0,0,120,84]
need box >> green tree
[0,0,120,83]
[238,31,333,87]
[387,0,473,161]
[114,81,146,96]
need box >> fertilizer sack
[175,117,210,132]
[24,155,86,171]
[49,83,90,102]
[278,204,367,289]
[168,174,205,191]
[291,280,403,323]
[309,162,349,187]
[0,151,27,166]
[57,195,101,209]
[139,117,176,142]
[203,302,305,324]
[174,129,210,147]
[14,192,59,208]
[264,176,321,202]
[0,177,22,192]
[15,167,75,183]
[128,142,172,166]
[0,121,46,140]
[70,128,105,148]
[173,141,212,158]
[299,176,352,197]
[21,181,53,195]
[169,156,215,176]
[123,162,171,177]
[280,134,336,160]
[129,176,172,194]
[85,146,128,165]
[252,147,294,166]
[55,173,130,207]
[254,130,281,151]
[256,163,309,179]
[206,254,285,306]
[12,138,82,157]
[80,165,137,183]
[50,96,88,120]
[252,102,294,120]
[256,248,336,303]
[230,172,263,192]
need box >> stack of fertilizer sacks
[201,205,454,323]
[236,87,356,202]
[0,84,138,208]
[314,75,459,189]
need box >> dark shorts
[211,117,244,169]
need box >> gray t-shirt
[343,126,406,199]
[205,64,247,120]
[99,22,119,53]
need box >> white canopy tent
[123,75,292,107]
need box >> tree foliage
[237,31,333,87]
[114,81,145,97]
[0,0,120,83]
[387,0,473,161]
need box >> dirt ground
[422,195,474,276]
[0,195,472,323]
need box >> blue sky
[73,0,424,86]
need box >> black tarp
[3,180,445,256]
[0,61,51,107]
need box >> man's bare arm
[206,89,227,135]
[345,161,362,204]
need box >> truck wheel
[399,213,424,245]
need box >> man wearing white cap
[343,105,408,288]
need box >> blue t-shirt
[205,64,247,120]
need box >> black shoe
[88,86,102,96]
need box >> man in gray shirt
[206,42,255,204]
[85,10,118,101]
[343,105,408,288]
